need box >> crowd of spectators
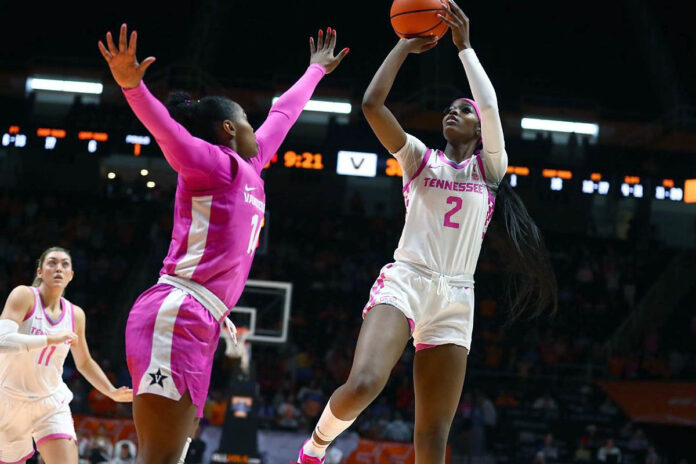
[2,172,693,463]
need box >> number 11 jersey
[0,287,74,400]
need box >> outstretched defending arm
[99,24,226,184]
[252,28,348,173]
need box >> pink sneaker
[296,439,325,464]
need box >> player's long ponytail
[492,178,557,319]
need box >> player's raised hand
[47,331,77,346]
[98,23,156,89]
[309,27,349,74]
[438,0,471,51]
[397,36,439,54]
[109,386,134,403]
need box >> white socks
[303,401,355,458]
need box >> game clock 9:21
[283,151,324,170]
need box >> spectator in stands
[276,393,300,430]
[534,433,559,463]
[573,438,592,462]
[111,442,135,464]
[644,446,660,464]
[533,391,558,410]
[494,389,519,408]
[599,397,618,416]
[476,392,497,442]
[597,438,622,463]
[627,428,649,453]
[184,426,206,464]
[86,424,112,463]
[382,411,412,442]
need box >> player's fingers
[98,41,113,61]
[137,56,156,73]
[119,23,127,53]
[317,28,324,49]
[335,47,349,64]
[328,28,337,51]
[438,13,458,28]
[442,6,463,25]
[309,36,316,54]
[448,0,466,19]
[106,31,118,55]
[128,30,137,56]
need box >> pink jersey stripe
[402,149,433,193]
[43,295,67,327]
[416,343,438,351]
[437,150,474,170]
[475,154,488,184]
[35,433,76,447]
[0,450,35,464]
[69,300,75,331]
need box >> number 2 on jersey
[444,196,463,229]
[247,214,263,254]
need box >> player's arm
[441,0,508,182]
[70,305,133,403]
[252,28,348,173]
[362,37,437,154]
[0,286,76,353]
[99,24,224,182]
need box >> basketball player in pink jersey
[0,247,132,464]
[298,2,556,463]
[98,23,348,463]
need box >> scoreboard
[3,124,695,204]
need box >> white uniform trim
[158,274,237,343]
[137,289,187,399]
[175,195,213,278]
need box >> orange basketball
[390,0,448,40]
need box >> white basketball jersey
[393,134,506,276]
[0,287,74,400]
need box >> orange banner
[598,381,696,426]
[346,438,450,464]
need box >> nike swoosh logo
[427,164,440,169]
[244,185,256,192]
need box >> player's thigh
[349,304,411,380]
[133,392,198,463]
[413,344,469,432]
[36,437,78,464]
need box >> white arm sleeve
[391,133,428,182]
[459,48,508,184]
[0,319,47,353]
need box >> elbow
[361,92,382,114]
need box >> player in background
[0,247,132,464]
[98,24,348,464]
[298,2,556,463]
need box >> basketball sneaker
[296,439,325,464]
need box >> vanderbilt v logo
[351,157,365,169]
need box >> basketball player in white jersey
[298,2,556,463]
[0,247,133,464]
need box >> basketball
[390,0,449,40]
